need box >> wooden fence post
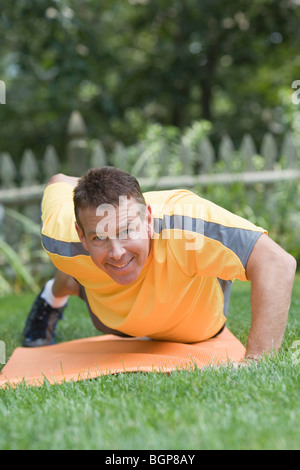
[198,137,215,172]
[0,152,17,188]
[67,110,89,176]
[260,132,277,169]
[179,143,194,175]
[218,134,235,168]
[43,145,61,181]
[19,148,41,223]
[240,134,257,170]
[20,149,39,186]
[280,132,299,169]
[90,140,107,168]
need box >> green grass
[1,277,300,450]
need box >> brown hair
[73,166,146,229]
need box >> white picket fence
[1,109,300,230]
[1,110,300,292]
[1,110,300,200]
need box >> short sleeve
[41,182,87,256]
[153,191,267,282]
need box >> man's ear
[75,221,89,251]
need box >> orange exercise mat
[0,327,245,389]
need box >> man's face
[75,197,153,285]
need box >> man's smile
[106,257,134,270]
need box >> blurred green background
[1,0,300,163]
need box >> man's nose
[108,239,126,259]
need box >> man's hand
[245,234,296,359]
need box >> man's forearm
[245,234,296,359]
[246,265,295,358]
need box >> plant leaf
[4,208,41,236]
[0,239,39,292]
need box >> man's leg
[22,270,78,347]
[50,270,80,300]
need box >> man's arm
[46,173,79,188]
[245,234,296,359]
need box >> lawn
[0,276,300,450]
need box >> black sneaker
[22,291,66,347]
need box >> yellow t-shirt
[41,182,266,342]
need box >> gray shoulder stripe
[153,215,263,267]
[41,215,262,266]
[41,233,89,257]
[153,214,203,234]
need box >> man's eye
[94,235,107,241]
[119,228,134,238]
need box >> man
[23,166,296,359]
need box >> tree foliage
[0,0,299,163]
